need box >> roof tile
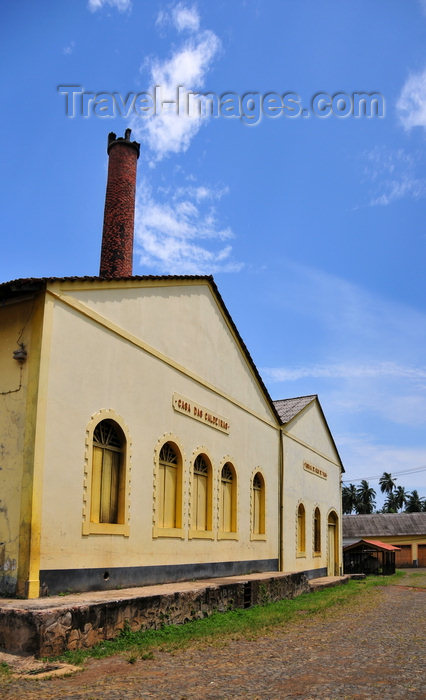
[273,395,317,424]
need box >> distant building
[343,539,399,576]
[343,513,426,567]
[0,131,344,598]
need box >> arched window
[314,507,321,553]
[193,454,212,532]
[158,442,182,529]
[91,419,125,524]
[220,462,237,534]
[252,472,265,535]
[297,503,306,554]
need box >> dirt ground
[1,569,425,699]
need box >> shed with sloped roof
[343,513,426,567]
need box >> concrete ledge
[0,571,309,657]
[308,575,350,592]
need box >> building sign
[304,462,327,480]
[172,393,230,434]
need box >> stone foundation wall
[0,572,309,657]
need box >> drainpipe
[279,426,284,571]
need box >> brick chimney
[99,129,140,278]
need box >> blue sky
[1,0,425,505]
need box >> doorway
[327,511,338,575]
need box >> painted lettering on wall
[303,462,327,479]
[172,393,230,434]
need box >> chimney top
[107,129,140,158]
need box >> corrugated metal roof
[273,395,317,424]
[343,513,426,537]
[342,537,361,547]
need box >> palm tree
[379,472,396,495]
[395,485,408,512]
[405,490,425,513]
[342,484,358,514]
[356,480,376,514]
[383,492,399,513]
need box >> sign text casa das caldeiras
[172,393,230,434]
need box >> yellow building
[0,131,344,598]
[343,513,426,567]
[0,276,343,598]
[276,396,343,577]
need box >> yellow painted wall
[65,280,274,422]
[2,279,344,596]
[37,281,280,575]
[0,299,34,595]
[283,401,341,464]
[282,401,343,575]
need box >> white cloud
[63,41,75,56]
[266,364,426,429]
[338,434,426,497]
[263,262,426,429]
[134,179,243,273]
[130,5,237,274]
[262,263,426,500]
[88,0,131,12]
[369,178,426,206]
[272,262,426,359]
[129,9,220,160]
[396,66,426,131]
[264,362,426,383]
[363,147,426,206]
[161,183,229,202]
[157,3,200,33]
[173,3,200,32]
[330,382,426,429]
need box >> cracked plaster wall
[0,301,33,596]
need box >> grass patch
[396,569,426,587]
[50,572,404,666]
[0,662,10,677]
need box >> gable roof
[273,395,317,424]
[0,274,282,425]
[273,394,344,471]
[343,513,426,538]
[363,539,400,551]
[343,538,400,552]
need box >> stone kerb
[0,572,310,656]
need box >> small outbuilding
[343,539,400,576]
[343,513,426,567]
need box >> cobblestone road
[1,572,425,699]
